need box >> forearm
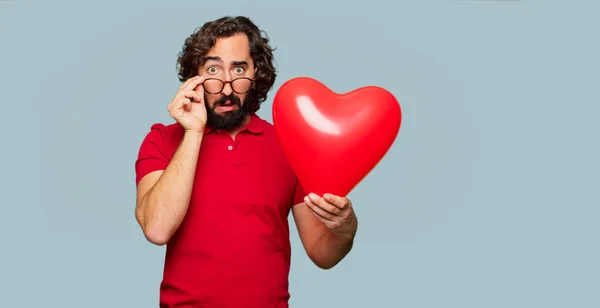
[311,230,356,269]
[139,131,203,244]
[310,209,358,269]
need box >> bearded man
[134,15,359,308]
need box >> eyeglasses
[202,77,254,94]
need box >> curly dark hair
[176,16,277,113]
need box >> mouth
[216,101,236,112]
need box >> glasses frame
[202,77,255,94]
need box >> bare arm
[134,75,207,245]
[135,131,203,245]
[293,194,358,269]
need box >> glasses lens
[203,79,223,94]
[232,78,252,93]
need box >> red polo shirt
[135,114,305,308]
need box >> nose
[221,72,233,95]
[221,81,233,96]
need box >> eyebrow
[203,56,248,66]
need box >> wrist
[332,213,358,239]
[183,129,204,141]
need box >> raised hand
[167,75,207,133]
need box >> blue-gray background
[1,0,598,307]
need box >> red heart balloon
[272,77,402,197]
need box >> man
[134,16,358,307]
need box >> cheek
[237,93,250,105]
[204,94,218,106]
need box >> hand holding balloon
[303,193,357,237]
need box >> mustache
[215,94,241,106]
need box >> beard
[205,93,250,130]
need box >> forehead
[203,33,251,64]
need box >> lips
[214,95,239,111]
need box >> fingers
[304,196,336,222]
[168,90,202,114]
[304,193,356,234]
[182,90,202,103]
[179,75,205,92]
[178,75,199,90]
[171,76,205,114]
[323,193,350,210]
[304,193,346,219]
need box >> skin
[135,33,358,270]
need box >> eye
[207,66,219,74]
[234,67,245,74]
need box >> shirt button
[228,145,233,150]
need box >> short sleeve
[292,177,306,206]
[135,124,169,185]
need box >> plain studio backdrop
[1,0,598,307]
